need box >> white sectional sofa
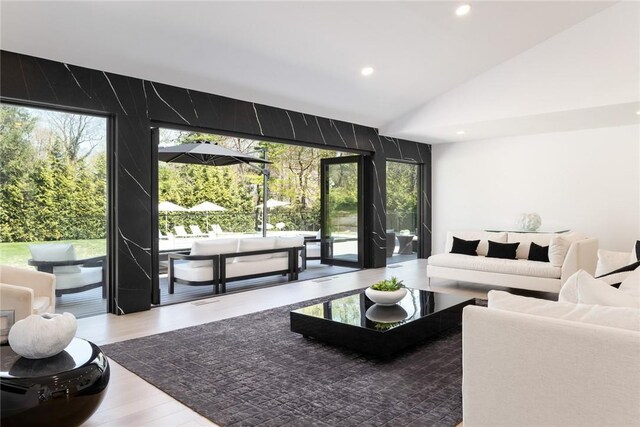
[462,291,640,426]
[168,236,305,294]
[427,231,598,293]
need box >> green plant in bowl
[370,276,404,292]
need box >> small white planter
[8,312,77,359]
[365,287,407,306]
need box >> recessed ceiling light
[456,130,466,135]
[361,66,374,76]
[456,4,471,16]
[636,110,640,116]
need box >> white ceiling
[1,1,632,144]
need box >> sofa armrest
[0,283,35,322]
[462,305,640,427]
[560,237,598,283]
[0,265,56,303]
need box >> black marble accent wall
[0,50,432,314]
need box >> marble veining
[329,119,348,148]
[64,63,92,99]
[150,81,190,124]
[252,102,264,135]
[314,116,327,144]
[118,228,151,281]
[186,89,199,120]
[285,110,295,139]
[35,59,59,102]
[121,166,151,198]
[103,71,128,115]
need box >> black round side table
[1,337,110,427]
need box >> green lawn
[0,239,107,268]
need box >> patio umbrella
[158,142,272,236]
[189,201,226,229]
[158,201,187,232]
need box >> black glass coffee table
[290,288,474,358]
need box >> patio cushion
[189,238,238,268]
[273,236,305,258]
[226,256,303,278]
[173,263,215,282]
[54,267,103,290]
[237,237,277,262]
[28,243,80,274]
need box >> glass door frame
[320,155,364,268]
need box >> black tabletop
[1,337,97,379]
[292,288,472,332]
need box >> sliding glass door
[320,156,364,268]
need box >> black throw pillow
[528,242,550,262]
[635,240,640,261]
[486,240,519,260]
[450,236,480,256]
[596,260,640,288]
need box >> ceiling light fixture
[456,130,466,135]
[456,4,471,16]
[361,66,374,76]
[636,110,640,116]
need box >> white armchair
[0,265,56,322]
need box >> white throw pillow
[619,267,640,297]
[548,236,570,267]
[559,270,640,308]
[489,290,640,332]
[595,249,633,277]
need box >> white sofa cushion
[189,238,238,268]
[507,233,555,260]
[596,249,633,277]
[619,267,640,297]
[28,243,80,274]
[489,290,640,332]
[446,231,507,257]
[559,270,640,308]
[237,237,277,262]
[548,236,570,267]
[428,253,561,279]
[274,236,304,258]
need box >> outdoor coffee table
[290,288,474,358]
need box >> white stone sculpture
[517,213,542,231]
[8,312,77,359]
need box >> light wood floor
[78,259,548,427]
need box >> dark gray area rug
[103,293,464,426]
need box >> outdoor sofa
[168,236,305,294]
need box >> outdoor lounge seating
[27,243,106,297]
[189,225,209,237]
[168,236,305,294]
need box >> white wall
[432,125,640,253]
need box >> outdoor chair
[174,225,192,238]
[0,265,56,342]
[159,230,170,240]
[189,225,209,237]
[275,222,286,231]
[211,224,224,235]
[27,243,106,298]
